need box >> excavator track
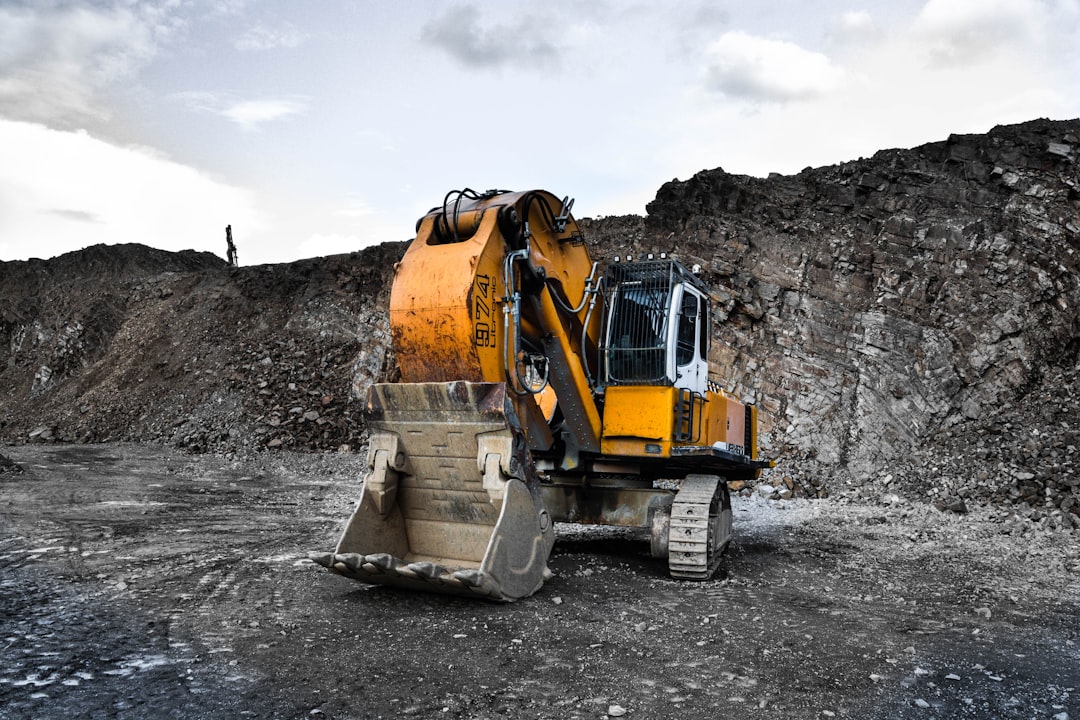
[667,474,732,580]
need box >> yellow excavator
[312,189,773,600]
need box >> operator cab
[600,259,710,395]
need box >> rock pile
[0,119,1077,530]
[876,356,1080,532]
[0,242,404,455]
[0,451,22,474]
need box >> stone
[961,398,982,420]
[1047,142,1073,158]
[947,498,968,514]
[28,426,54,442]
[0,452,23,474]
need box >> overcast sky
[2,0,1078,266]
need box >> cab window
[676,291,698,366]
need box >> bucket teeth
[453,569,500,597]
[453,568,485,587]
[400,561,448,581]
[365,553,399,573]
[316,549,509,599]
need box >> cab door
[672,285,709,395]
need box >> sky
[1,0,1078,266]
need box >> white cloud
[701,31,847,103]
[221,99,307,130]
[173,92,309,130]
[914,0,1047,66]
[675,0,1072,180]
[824,9,881,49]
[421,3,561,69]
[839,10,875,32]
[0,119,262,262]
[3,1,1077,270]
[202,0,252,20]
[234,23,307,51]
[0,2,178,127]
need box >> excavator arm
[313,190,605,600]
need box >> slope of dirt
[1,241,407,454]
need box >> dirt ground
[1,444,1077,720]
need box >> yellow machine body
[313,189,773,601]
[600,385,750,458]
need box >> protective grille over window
[603,261,675,385]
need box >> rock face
[0,119,1077,525]
[581,118,1080,524]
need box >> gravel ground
[1,443,1078,719]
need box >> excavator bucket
[311,381,555,601]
